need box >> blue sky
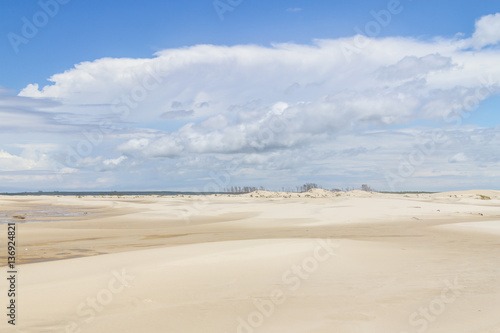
[0,0,499,192]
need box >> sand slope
[1,192,500,332]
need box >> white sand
[436,220,500,235]
[1,190,500,332]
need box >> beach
[1,190,500,332]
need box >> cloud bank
[2,13,500,191]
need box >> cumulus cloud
[3,13,500,190]
[103,156,127,166]
[17,37,500,158]
[97,156,128,171]
[0,150,37,171]
[469,13,500,49]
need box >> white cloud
[103,156,127,166]
[2,14,500,191]
[18,30,500,132]
[118,138,150,154]
[99,156,128,171]
[0,150,37,171]
[449,152,467,163]
[376,54,453,81]
[470,13,500,49]
[0,145,64,173]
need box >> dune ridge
[1,192,499,332]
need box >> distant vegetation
[223,183,442,195]
[224,186,265,193]
[224,183,379,194]
[478,194,491,200]
[297,183,320,192]
[361,184,374,192]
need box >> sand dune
[1,191,500,332]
